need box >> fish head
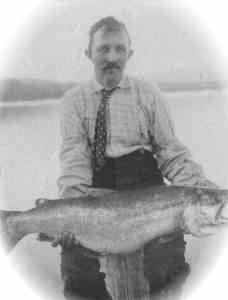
[182,188,228,237]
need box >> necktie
[92,87,117,171]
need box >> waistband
[92,149,164,190]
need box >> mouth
[103,65,120,72]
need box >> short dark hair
[88,16,131,53]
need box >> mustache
[103,63,121,71]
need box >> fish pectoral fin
[182,213,202,236]
[183,216,212,237]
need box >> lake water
[1,90,228,300]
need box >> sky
[1,0,227,83]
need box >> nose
[106,48,119,62]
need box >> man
[53,16,216,299]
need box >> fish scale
[0,185,228,255]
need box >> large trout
[1,185,228,254]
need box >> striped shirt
[58,75,215,198]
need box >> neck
[96,75,123,90]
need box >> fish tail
[0,210,25,253]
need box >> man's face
[86,27,133,89]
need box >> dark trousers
[61,150,190,299]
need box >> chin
[104,78,119,89]
[104,73,122,87]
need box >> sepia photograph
[1,1,228,300]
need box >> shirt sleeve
[57,88,93,198]
[149,85,217,188]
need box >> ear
[128,49,134,60]
[85,49,91,60]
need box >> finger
[90,188,114,197]
[67,233,75,247]
[51,238,61,247]
[37,233,54,242]
[70,233,76,242]
[61,232,69,247]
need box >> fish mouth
[220,202,228,220]
[215,202,228,224]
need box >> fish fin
[0,210,25,253]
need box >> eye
[97,45,109,54]
[116,45,127,53]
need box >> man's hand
[196,179,219,189]
[37,231,77,248]
[36,198,54,244]
[36,191,114,248]
[51,231,77,248]
[35,198,77,248]
[87,188,115,197]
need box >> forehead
[92,27,130,48]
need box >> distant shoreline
[0,98,60,107]
[0,78,227,102]
[1,89,227,109]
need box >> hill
[0,78,226,102]
[0,78,75,102]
